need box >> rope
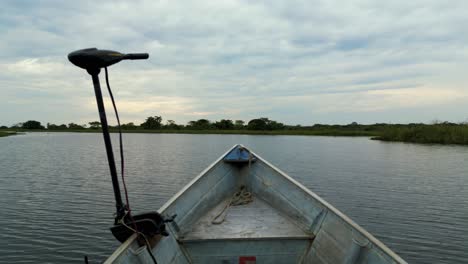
[105,67,132,216]
[120,212,158,264]
[211,186,253,225]
[107,68,153,262]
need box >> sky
[1,0,468,126]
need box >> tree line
[5,118,468,140]
[1,116,287,131]
[4,119,468,145]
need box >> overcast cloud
[1,0,468,126]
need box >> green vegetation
[3,118,468,145]
[372,122,468,145]
[21,120,45,129]
[0,131,17,137]
[141,116,163,129]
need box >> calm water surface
[1,133,467,263]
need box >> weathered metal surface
[184,239,311,264]
[104,232,190,264]
[249,161,325,233]
[181,196,310,241]
[163,161,236,234]
[103,234,138,264]
[104,144,407,264]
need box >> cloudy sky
[1,0,468,126]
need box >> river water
[0,133,467,263]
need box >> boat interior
[105,145,403,264]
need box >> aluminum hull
[105,145,406,264]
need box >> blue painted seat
[223,146,257,163]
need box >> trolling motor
[68,48,174,243]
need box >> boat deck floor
[180,196,312,241]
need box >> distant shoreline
[3,123,468,145]
[0,129,377,137]
[0,122,468,145]
[0,131,18,137]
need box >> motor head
[68,48,148,74]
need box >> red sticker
[239,256,256,264]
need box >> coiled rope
[211,185,253,225]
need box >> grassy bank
[0,131,17,137]
[372,124,468,145]
[108,129,378,136]
[5,123,468,145]
[3,128,378,137]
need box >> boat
[68,48,406,263]
[104,145,406,264]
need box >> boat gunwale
[158,144,239,214]
[180,236,314,243]
[160,144,406,263]
[103,233,138,264]
[248,145,407,264]
[107,144,407,264]
[105,146,238,263]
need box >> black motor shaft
[67,48,148,223]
